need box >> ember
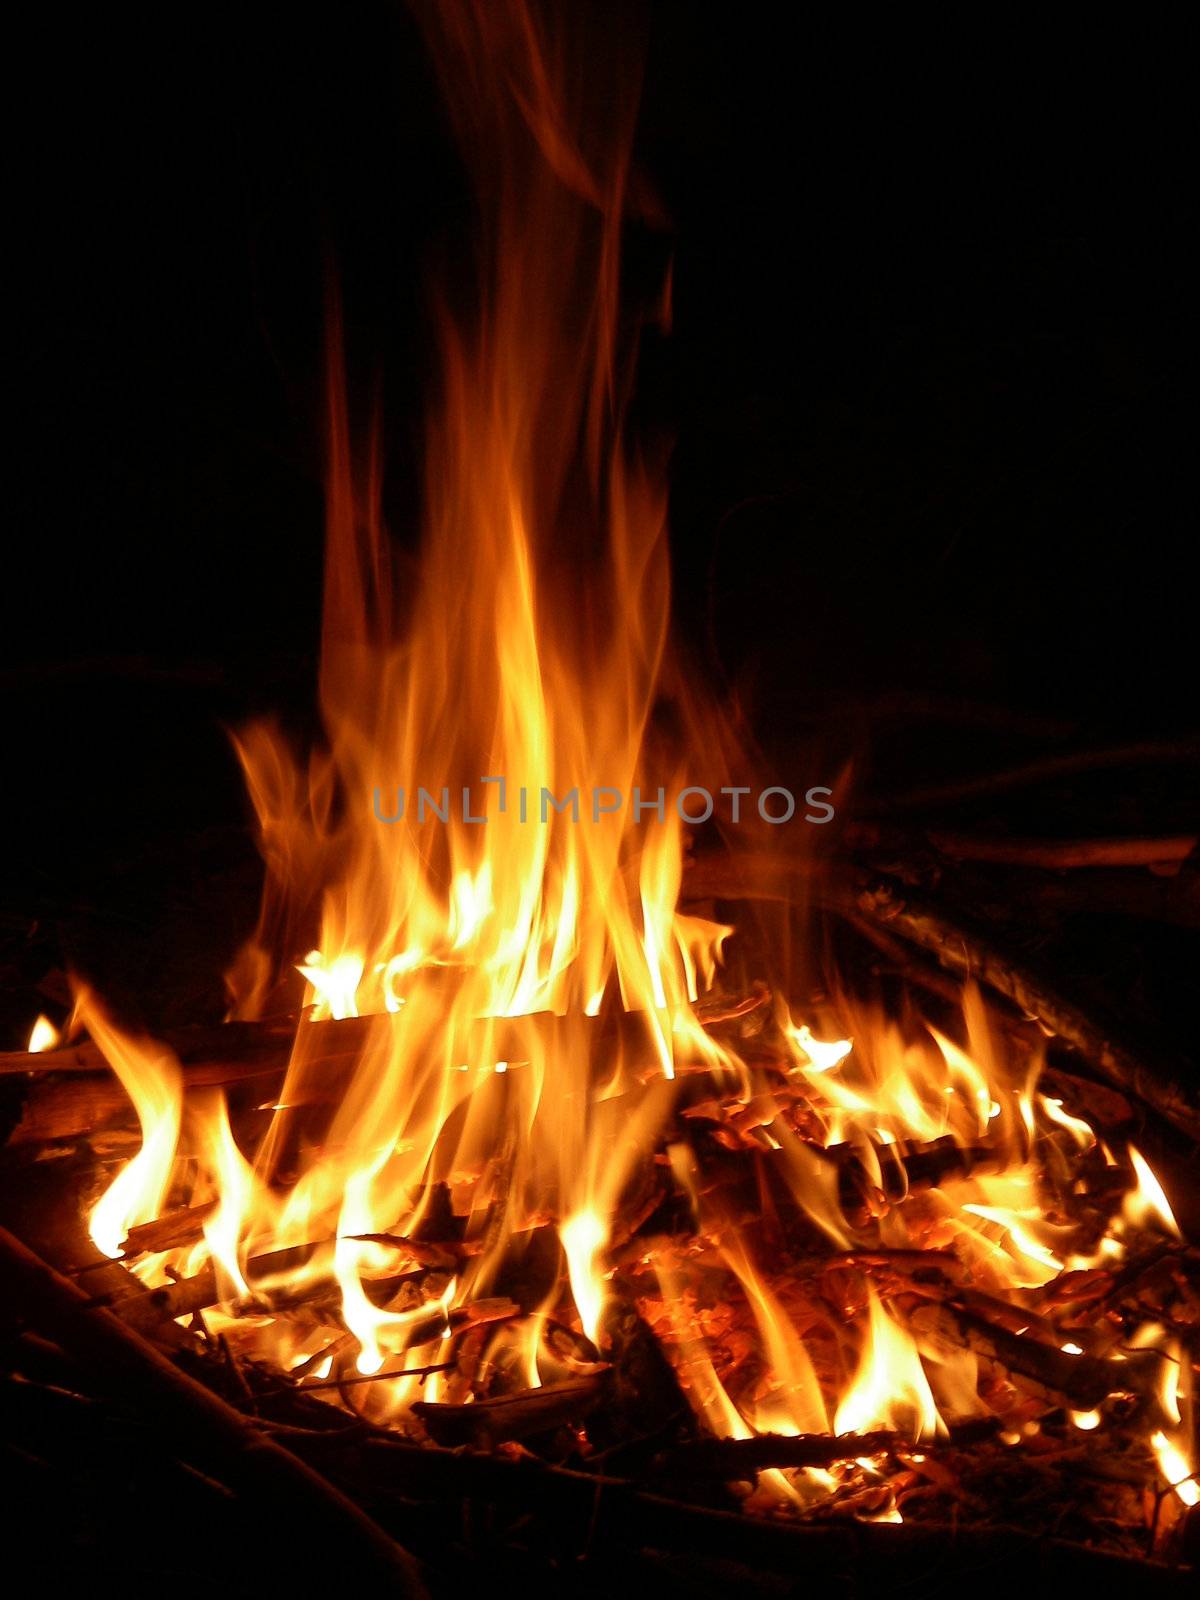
[2,1,1195,1590]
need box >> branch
[853,873,1200,1144]
[0,1225,427,1594]
[928,834,1196,870]
[413,1374,607,1447]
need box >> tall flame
[147,0,729,1356]
[80,988,182,1259]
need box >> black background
[6,4,1195,1026]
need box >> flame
[27,1014,60,1053]
[784,1021,853,1074]
[1152,1432,1199,1507]
[834,1286,944,1441]
[1124,1146,1181,1238]
[196,6,737,1349]
[193,1092,258,1300]
[560,1209,606,1345]
[80,990,182,1259]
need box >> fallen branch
[0,1224,428,1594]
[871,739,1200,814]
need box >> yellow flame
[1151,1431,1199,1507]
[1124,1146,1181,1238]
[561,1209,607,1345]
[27,1014,60,1053]
[79,990,182,1259]
[835,1287,943,1441]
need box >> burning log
[0,1224,428,1594]
[827,1136,1009,1225]
[600,1297,697,1441]
[653,1429,894,1477]
[413,1373,608,1447]
[852,872,1200,1144]
[0,999,764,1085]
[909,1300,1165,1413]
[0,1001,760,1149]
[120,1203,217,1255]
[108,1238,516,1335]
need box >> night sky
[7,5,1195,946]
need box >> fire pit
[2,4,1195,1594]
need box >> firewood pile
[1,850,1196,1595]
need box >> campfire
[2,4,1195,1590]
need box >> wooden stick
[413,1373,607,1446]
[910,1299,1163,1412]
[872,739,1200,813]
[827,1136,1010,1225]
[0,1016,300,1079]
[109,1237,515,1333]
[653,1429,893,1476]
[928,834,1196,870]
[0,1225,428,1594]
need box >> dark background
[5,4,1195,1033]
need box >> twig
[301,1360,457,1394]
